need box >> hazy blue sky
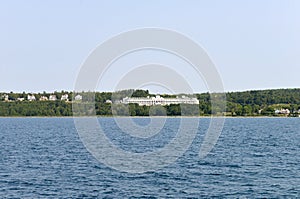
[1,0,299,93]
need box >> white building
[275,109,290,115]
[105,99,112,104]
[27,94,36,101]
[61,94,69,101]
[49,95,57,101]
[122,95,199,106]
[39,96,48,101]
[3,94,9,101]
[17,97,25,101]
[74,94,82,101]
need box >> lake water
[0,117,299,198]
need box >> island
[0,88,300,117]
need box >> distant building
[17,97,25,102]
[3,94,9,101]
[39,96,48,101]
[49,95,57,101]
[61,94,69,101]
[122,95,199,106]
[105,99,112,104]
[275,109,290,115]
[27,94,36,101]
[283,109,290,114]
[74,95,82,101]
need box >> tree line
[1,88,300,117]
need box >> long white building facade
[122,95,199,106]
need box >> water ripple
[0,117,299,197]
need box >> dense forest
[0,88,300,117]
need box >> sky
[0,0,299,93]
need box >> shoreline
[0,115,297,119]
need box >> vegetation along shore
[0,88,300,117]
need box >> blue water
[0,118,299,198]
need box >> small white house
[39,96,48,101]
[3,94,9,101]
[61,94,69,101]
[275,109,290,115]
[74,95,82,101]
[49,95,57,101]
[27,94,36,101]
[105,99,112,104]
[17,97,25,101]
